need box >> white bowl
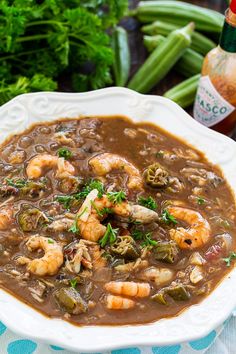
[0,87,236,353]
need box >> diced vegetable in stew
[0,116,235,326]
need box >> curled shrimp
[104,281,150,298]
[168,206,211,249]
[0,206,13,230]
[76,190,158,242]
[106,295,135,310]
[17,236,63,276]
[89,153,143,190]
[26,154,75,179]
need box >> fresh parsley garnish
[58,147,73,160]
[100,207,114,216]
[70,279,78,288]
[141,233,158,248]
[223,252,236,267]
[197,197,205,205]
[6,178,27,188]
[91,202,114,218]
[131,229,144,240]
[99,223,119,247]
[107,191,126,204]
[132,229,157,248]
[138,196,157,210]
[77,180,104,199]
[56,195,75,210]
[56,179,104,209]
[161,209,178,225]
[47,238,54,244]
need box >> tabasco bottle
[193,0,236,136]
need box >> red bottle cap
[230,0,236,14]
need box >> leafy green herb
[0,1,128,104]
[69,207,88,234]
[223,252,236,267]
[91,200,104,218]
[47,238,54,244]
[100,207,114,216]
[70,278,78,289]
[77,180,104,199]
[56,180,104,209]
[161,209,178,225]
[56,195,74,210]
[141,233,158,248]
[131,229,144,240]
[132,229,157,248]
[58,147,73,160]
[6,178,27,188]
[107,191,126,204]
[197,197,205,205]
[138,196,157,210]
[99,223,119,247]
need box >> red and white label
[193,76,235,127]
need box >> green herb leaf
[99,223,119,247]
[132,229,157,248]
[6,178,27,188]
[47,238,54,244]
[131,229,144,240]
[100,207,114,216]
[0,1,128,103]
[138,196,157,210]
[107,191,126,204]
[223,252,236,267]
[197,197,205,205]
[56,195,74,210]
[77,180,104,200]
[161,209,178,225]
[69,207,88,234]
[58,147,73,160]
[70,278,78,288]
[141,233,158,248]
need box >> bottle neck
[220,9,236,53]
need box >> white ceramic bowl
[0,87,236,353]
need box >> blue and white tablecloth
[0,312,236,354]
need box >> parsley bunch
[0,0,128,103]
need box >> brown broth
[0,116,235,326]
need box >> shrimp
[89,153,143,190]
[26,154,75,179]
[90,243,107,269]
[76,190,158,242]
[17,236,63,276]
[0,206,13,230]
[104,281,150,298]
[106,295,135,310]
[140,267,174,286]
[167,206,211,249]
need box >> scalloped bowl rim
[0,87,236,352]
